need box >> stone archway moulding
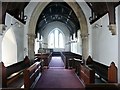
[28,0,89,63]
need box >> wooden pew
[1,56,30,88]
[86,56,118,83]
[85,83,120,90]
[2,88,24,90]
[35,53,52,68]
[60,52,67,68]
[80,64,95,85]
[24,61,42,89]
[61,52,82,69]
[72,58,83,75]
[79,58,119,90]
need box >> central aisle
[34,56,84,90]
[49,57,65,68]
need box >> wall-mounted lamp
[93,23,102,28]
[37,40,42,42]
[0,24,7,35]
[65,40,77,45]
[37,40,48,45]
[11,22,21,28]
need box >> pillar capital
[80,34,89,39]
[108,24,116,35]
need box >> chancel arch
[28,0,89,63]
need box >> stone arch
[28,0,89,63]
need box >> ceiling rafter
[36,2,80,38]
[86,1,120,24]
[37,15,76,33]
[1,2,29,24]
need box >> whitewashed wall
[71,31,82,54]
[34,38,39,54]
[91,14,118,66]
[117,5,120,83]
[2,27,17,67]
[1,13,24,66]
[90,5,119,82]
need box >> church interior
[0,0,120,90]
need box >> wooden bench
[1,56,30,88]
[35,53,52,68]
[61,52,82,69]
[86,83,120,90]
[86,56,118,83]
[24,61,42,89]
[80,64,95,85]
[70,58,83,75]
[78,61,119,90]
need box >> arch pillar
[81,34,89,64]
[28,33,35,63]
[67,2,89,61]
[0,24,6,62]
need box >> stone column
[0,24,6,62]
[28,33,35,64]
[0,24,6,88]
[81,34,89,65]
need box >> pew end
[1,56,30,88]
[85,83,119,90]
[80,64,95,85]
[24,61,42,89]
[1,62,7,88]
[108,62,118,83]
[86,56,118,83]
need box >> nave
[1,1,120,90]
[1,52,120,90]
[34,56,84,89]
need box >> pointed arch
[28,0,89,61]
[48,28,65,48]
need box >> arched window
[59,33,64,48]
[48,28,64,48]
[49,32,54,48]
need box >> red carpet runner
[34,57,85,90]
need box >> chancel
[0,1,120,90]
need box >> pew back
[7,56,30,77]
[86,83,119,90]
[35,53,52,67]
[1,56,30,88]
[24,61,42,89]
[80,65,95,85]
[108,62,118,83]
[86,56,118,83]
[61,52,82,69]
